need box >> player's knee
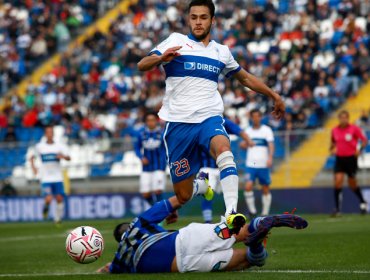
[56,195,64,203]
[176,193,191,205]
[216,151,236,171]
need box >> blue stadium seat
[90,164,111,177]
[324,156,336,170]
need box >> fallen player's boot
[245,214,308,246]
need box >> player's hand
[56,154,64,160]
[247,139,255,147]
[267,158,273,168]
[239,141,248,149]
[166,210,178,225]
[142,157,149,165]
[271,95,285,120]
[160,46,182,62]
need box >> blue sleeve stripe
[224,118,242,135]
[225,66,242,78]
[148,50,162,56]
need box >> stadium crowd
[0,0,122,97]
[0,0,369,142]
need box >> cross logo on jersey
[214,223,231,240]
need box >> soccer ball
[65,226,104,264]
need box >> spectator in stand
[1,0,369,146]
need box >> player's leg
[334,172,344,214]
[259,168,272,216]
[140,172,155,205]
[244,168,257,217]
[53,182,65,223]
[153,170,166,203]
[41,183,52,220]
[210,134,238,215]
[346,157,367,213]
[164,122,211,206]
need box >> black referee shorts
[334,156,358,178]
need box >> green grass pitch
[1,215,370,280]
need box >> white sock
[261,193,272,216]
[221,175,238,215]
[244,191,257,215]
[217,151,239,216]
[202,209,213,223]
[55,202,64,222]
[192,178,208,198]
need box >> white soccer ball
[65,226,104,264]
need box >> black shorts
[334,156,358,178]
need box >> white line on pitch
[0,230,112,242]
[2,270,370,277]
[247,270,370,274]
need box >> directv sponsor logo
[184,61,221,74]
[184,62,196,70]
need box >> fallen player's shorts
[163,115,229,184]
[175,222,235,272]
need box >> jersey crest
[214,223,231,240]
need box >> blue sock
[201,199,213,223]
[246,247,267,267]
[248,217,265,254]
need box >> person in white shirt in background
[30,126,70,224]
[241,109,275,217]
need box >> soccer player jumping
[138,0,285,229]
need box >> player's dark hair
[113,222,130,243]
[338,110,349,117]
[44,124,54,131]
[144,111,158,121]
[250,109,262,116]
[188,0,215,18]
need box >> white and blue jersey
[150,32,241,123]
[245,125,274,186]
[34,141,69,183]
[110,200,178,273]
[134,127,167,172]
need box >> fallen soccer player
[97,195,308,273]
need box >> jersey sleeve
[222,48,242,78]
[134,133,143,159]
[266,126,275,142]
[355,126,367,142]
[148,33,177,56]
[224,118,242,136]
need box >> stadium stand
[0,1,125,97]
[0,0,369,183]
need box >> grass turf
[0,215,370,280]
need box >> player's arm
[233,69,285,119]
[267,141,275,168]
[57,145,71,161]
[356,126,368,155]
[137,46,182,71]
[224,118,254,147]
[30,155,37,175]
[330,130,336,155]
